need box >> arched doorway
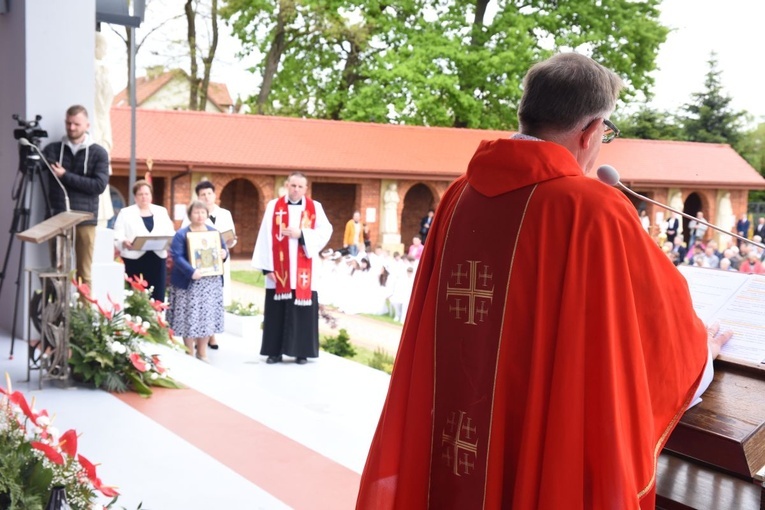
[401,184,435,253]
[220,178,260,257]
[682,192,703,245]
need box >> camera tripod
[0,120,53,360]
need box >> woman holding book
[167,200,229,362]
[113,179,176,301]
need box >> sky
[647,0,764,122]
[103,0,765,123]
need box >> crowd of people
[315,246,418,322]
[660,216,765,274]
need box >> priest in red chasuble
[356,53,731,509]
[251,172,333,365]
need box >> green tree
[223,0,669,128]
[680,53,746,147]
[616,107,685,141]
[738,122,765,202]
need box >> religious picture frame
[132,235,173,251]
[187,231,223,277]
[220,229,235,245]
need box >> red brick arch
[217,175,273,257]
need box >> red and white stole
[271,196,317,305]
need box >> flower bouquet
[68,278,184,398]
[0,375,119,509]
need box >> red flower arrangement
[0,375,120,508]
[69,278,183,397]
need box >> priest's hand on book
[707,322,733,359]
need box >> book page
[678,266,765,366]
[677,266,749,323]
[709,276,765,365]
[140,238,170,251]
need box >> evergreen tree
[681,53,746,146]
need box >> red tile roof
[109,107,765,188]
[113,71,234,111]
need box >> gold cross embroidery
[441,410,478,476]
[446,260,494,325]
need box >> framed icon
[186,231,223,277]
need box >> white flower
[143,321,151,329]
[124,313,132,321]
[46,426,60,441]
[134,315,142,324]
[149,373,158,380]
[112,342,127,354]
[36,415,50,427]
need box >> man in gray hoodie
[43,104,109,286]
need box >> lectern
[16,211,92,388]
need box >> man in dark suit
[736,213,751,247]
[666,214,680,244]
[670,236,687,266]
[755,217,765,240]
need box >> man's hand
[281,226,302,239]
[51,162,66,178]
[707,322,733,359]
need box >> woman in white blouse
[113,180,176,302]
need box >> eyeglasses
[602,118,620,144]
[583,118,620,144]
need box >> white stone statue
[94,32,114,227]
[383,183,400,234]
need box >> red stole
[271,196,316,305]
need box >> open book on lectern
[678,265,765,370]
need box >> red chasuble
[356,139,708,510]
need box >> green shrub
[225,300,262,316]
[367,348,394,374]
[320,329,356,358]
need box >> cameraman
[42,105,109,286]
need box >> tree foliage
[680,53,746,147]
[616,107,684,141]
[222,0,669,128]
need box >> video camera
[12,114,48,144]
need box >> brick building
[107,107,765,257]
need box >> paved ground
[228,259,404,356]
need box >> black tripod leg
[9,241,26,359]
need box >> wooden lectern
[656,363,765,509]
[16,211,92,388]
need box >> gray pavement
[229,259,403,356]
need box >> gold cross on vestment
[446,260,494,325]
[441,410,478,476]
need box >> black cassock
[260,289,320,358]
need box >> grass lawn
[231,270,265,288]
[359,312,401,326]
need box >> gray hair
[518,53,624,135]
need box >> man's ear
[580,118,601,150]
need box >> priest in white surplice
[252,172,333,365]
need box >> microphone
[597,164,765,250]
[20,137,70,212]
